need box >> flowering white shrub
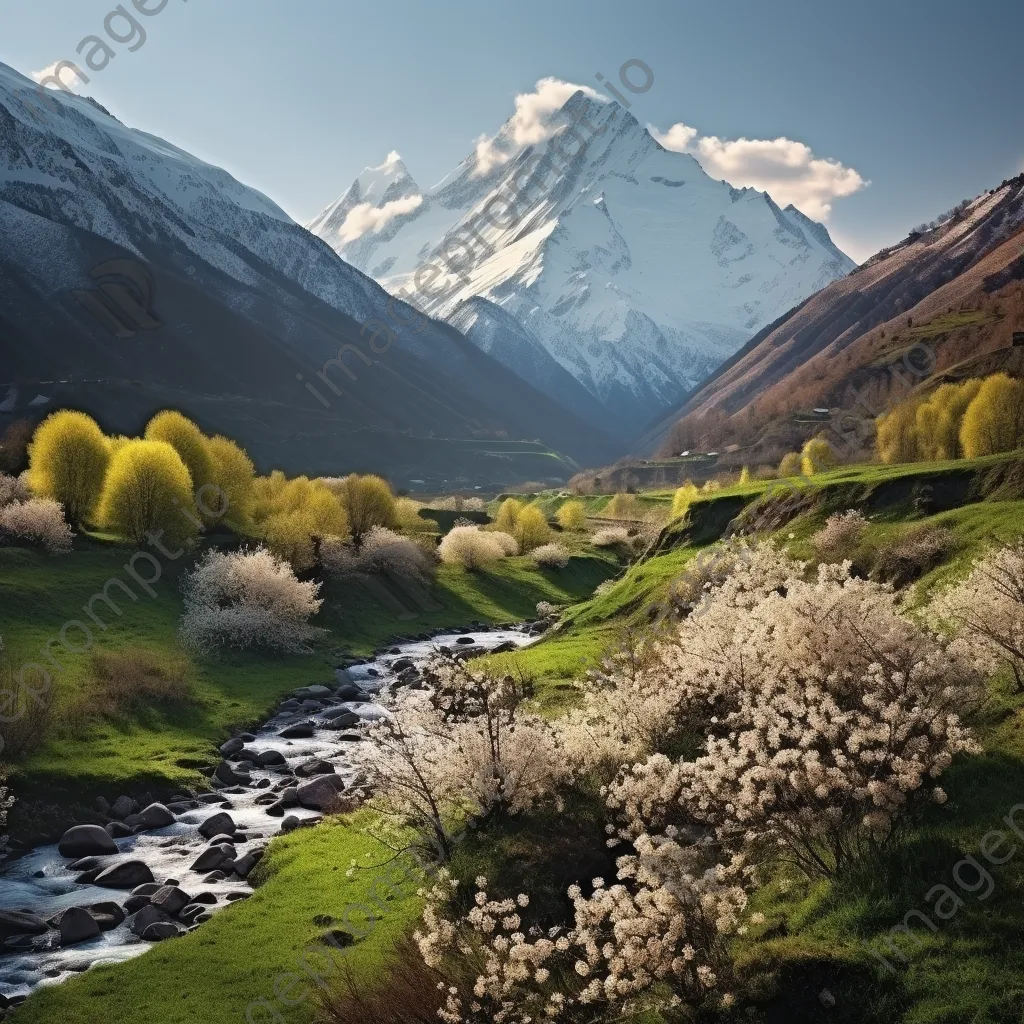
[0,473,29,509]
[535,601,559,621]
[0,498,73,554]
[530,542,569,569]
[606,555,982,875]
[439,525,509,569]
[361,657,563,859]
[321,526,435,583]
[811,509,867,561]
[556,544,801,776]
[489,531,519,556]
[179,545,324,654]
[416,848,745,1023]
[933,539,1024,691]
[591,527,630,548]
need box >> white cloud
[649,121,867,220]
[31,61,87,90]
[471,77,607,177]
[338,194,423,244]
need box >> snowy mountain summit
[309,91,856,435]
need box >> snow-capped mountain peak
[309,90,856,435]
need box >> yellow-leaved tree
[251,473,349,568]
[931,379,982,460]
[960,372,1024,458]
[493,497,525,535]
[876,400,921,464]
[207,434,255,531]
[778,452,803,477]
[513,505,551,552]
[801,436,837,476]
[27,410,110,526]
[555,499,587,531]
[144,410,215,498]
[324,474,396,545]
[97,439,198,546]
[671,481,699,519]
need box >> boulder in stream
[0,911,49,938]
[279,722,314,739]
[49,907,100,947]
[58,825,118,858]
[85,902,126,931]
[94,860,155,889]
[198,811,235,839]
[296,774,345,810]
[149,886,191,916]
[136,803,175,829]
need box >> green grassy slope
[11,813,426,1024]
[0,537,615,837]
[10,454,1024,1024]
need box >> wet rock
[112,795,137,819]
[294,759,335,778]
[130,883,162,897]
[193,912,214,924]
[319,707,360,726]
[179,903,208,923]
[123,895,151,914]
[96,796,112,816]
[265,801,286,817]
[191,891,218,905]
[254,793,278,806]
[257,749,286,767]
[50,907,100,946]
[279,723,314,739]
[189,845,234,873]
[94,860,155,889]
[198,793,229,804]
[240,732,256,742]
[255,778,272,789]
[3,932,59,954]
[104,821,133,839]
[231,748,261,764]
[455,636,476,645]
[225,892,250,902]
[219,737,245,756]
[85,902,126,931]
[233,852,261,878]
[58,825,118,858]
[281,815,302,832]
[149,886,191,917]
[202,871,226,883]
[141,921,180,941]
[0,910,49,938]
[164,878,180,887]
[390,658,414,672]
[334,733,365,743]
[280,787,299,807]
[68,856,108,872]
[490,640,516,654]
[294,684,332,699]
[137,803,175,829]
[198,811,235,839]
[334,683,365,700]
[128,904,172,937]
[74,869,102,884]
[166,801,195,814]
[213,761,247,786]
[296,774,345,810]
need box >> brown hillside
[645,174,1024,466]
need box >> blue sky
[2,0,1021,262]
